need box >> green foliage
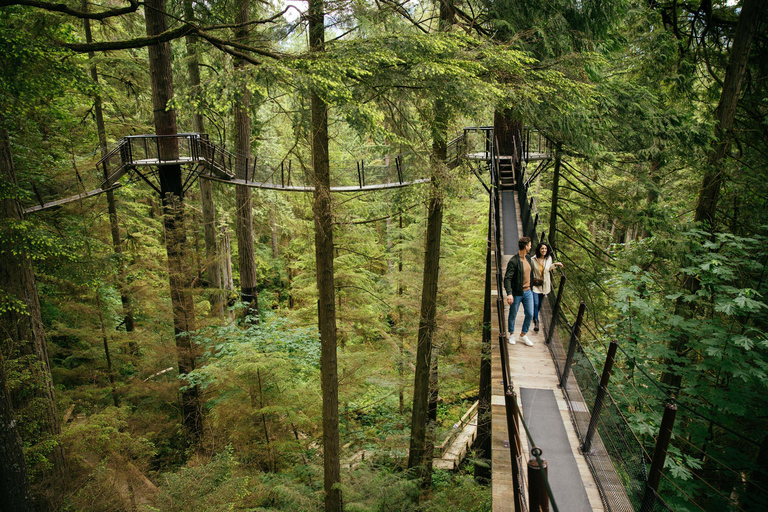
[595,229,768,509]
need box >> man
[504,236,534,346]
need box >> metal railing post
[545,275,566,345]
[505,389,524,512]
[582,339,618,454]
[640,403,677,512]
[497,297,509,392]
[559,301,586,389]
[528,447,549,512]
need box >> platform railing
[512,141,675,512]
[489,133,561,512]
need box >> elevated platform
[466,152,551,162]
[491,191,603,511]
[201,175,431,193]
[23,133,433,214]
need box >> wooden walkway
[491,193,604,511]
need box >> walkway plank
[491,191,604,512]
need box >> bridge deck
[466,152,551,162]
[491,191,603,511]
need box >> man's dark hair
[518,236,531,250]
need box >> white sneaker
[521,335,534,346]
[507,333,516,345]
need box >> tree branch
[63,23,193,52]
[0,0,140,19]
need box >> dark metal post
[498,297,509,392]
[505,389,524,512]
[559,301,586,389]
[545,275,566,345]
[640,403,677,512]
[357,161,362,188]
[528,448,549,512]
[582,340,618,453]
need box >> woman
[531,243,563,332]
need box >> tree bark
[693,0,767,228]
[407,152,444,484]
[422,345,439,488]
[233,0,259,320]
[0,126,65,481]
[549,145,561,252]
[661,0,767,392]
[184,0,224,318]
[0,358,33,512]
[309,0,341,509]
[145,0,202,439]
[493,109,522,162]
[408,0,453,488]
[270,201,279,259]
[83,3,136,341]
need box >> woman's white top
[531,255,557,294]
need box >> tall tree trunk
[422,345,439,488]
[0,126,65,482]
[270,201,279,259]
[475,202,493,483]
[184,0,224,318]
[221,224,235,295]
[407,149,445,484]
[0,357,33,512]
[493,109,523,162]
[693,0,767,228]
[661,0,766,392]
[408,0,453,488]
[642,152,662,239]
[309,0,341,509]
[549,145,561,252]
[83,2,136,339]
[145,0,202,439]
[233,0,259,320]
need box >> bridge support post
[504,389,524,512]
[559,301,586,389]
[545,274,565,345]
[528,448,549,512]
[497,303,509,392]
[640,403,677,512]
[582,339,618,454]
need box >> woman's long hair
[534,242,553,260]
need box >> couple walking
[504,236,562,346]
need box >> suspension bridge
[22,125,753,512]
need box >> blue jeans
[533,293,544,322]
[508,290,534,335]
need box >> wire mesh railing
[572,304,768,512]
[511,139,678,511]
